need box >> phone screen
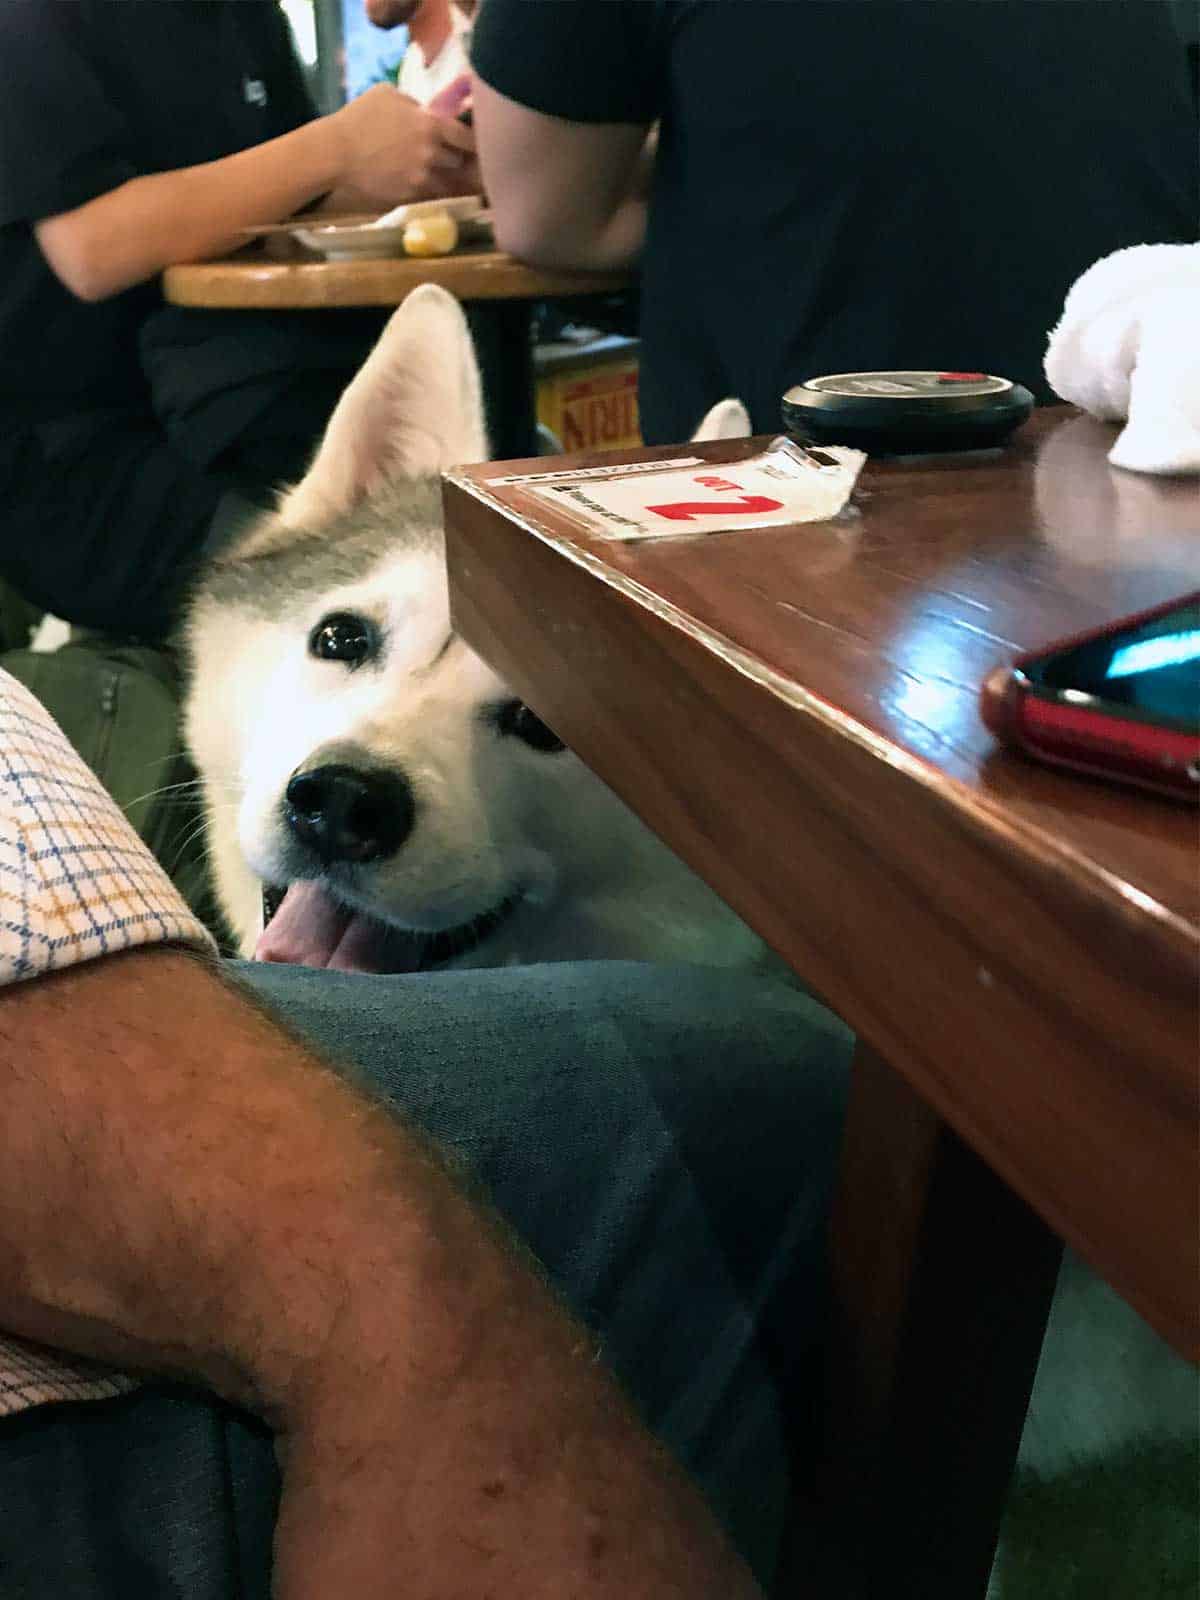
[1022,598,1200,734]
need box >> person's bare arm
[0,946,766,1599]
[472,75,652,271]
[35,86,477,302]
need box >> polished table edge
[444,449,1199,957]
[442,441,1200,1359]
[163,247,630,307]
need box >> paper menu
[493,438,866,542]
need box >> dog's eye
[309,612,376,667]
[494,700,566,753]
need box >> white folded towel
[1044,242,1200,476]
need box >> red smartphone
[981,591,1200,802]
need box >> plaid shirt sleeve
[0,667,215,1416]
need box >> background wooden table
[163,246,629,459]
[442,408,1199,1596]
[162,245,628,310]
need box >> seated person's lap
[0,959,851,1597]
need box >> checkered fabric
[0,668,214,1417]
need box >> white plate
[293,197,486,260]
[239,215,375,239]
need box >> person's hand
[328,84,480,207]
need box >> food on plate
[402,212,459,257]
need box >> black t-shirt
[472,0,1199,444]
[0,0,315,421]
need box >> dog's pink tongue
[255,881,353,968]
[255,882,424,973]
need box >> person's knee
[230,959,851,1144]
[230,957,851,1266]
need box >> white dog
[185,285,767,974]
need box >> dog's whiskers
[166,817,217,874]
[120,777,205,812]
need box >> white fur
[691,397,752,442]
[186,287,766,972]
[29,615,70,653]
[274,283,488,532]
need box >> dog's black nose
[285,765,415,865]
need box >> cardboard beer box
[536,334,641,453]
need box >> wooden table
[163,246,629,460]
[442,408,1199,1597]
[162,245,628,310]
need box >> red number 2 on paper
[645,494,783,522]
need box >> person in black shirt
[471,0,1198,446]
[0,0,477,636]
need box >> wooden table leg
[796,1041,1062,1599]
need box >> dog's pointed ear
[691,398,751,442]
[276,283,488,529]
